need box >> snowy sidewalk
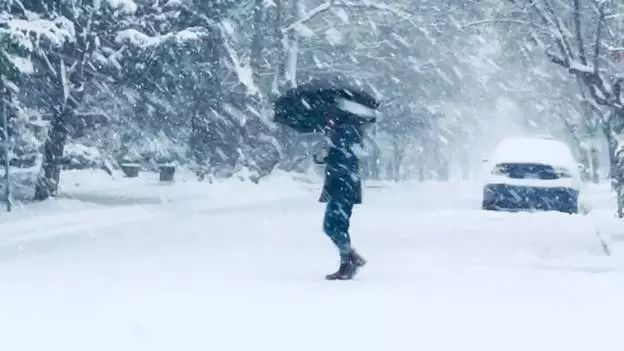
[57,169,316,206]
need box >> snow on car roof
[490,137,577,169]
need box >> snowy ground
[1,170,624,351]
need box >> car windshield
[495,163,559,180]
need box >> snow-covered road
[1,172,623,351]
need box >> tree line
[1,1,619,207]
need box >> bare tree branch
[592,0,606,75]
[613,78,624,106]
[461,18,550,32]
[281,0,413,34]
[541,0,575,61]
[527,0,570,66]
[546,50,568,67]
[585,81,609,106]
[335,0,411,20]
[528,0,616,108]
[282,0,334,34]
[573,0,586,64]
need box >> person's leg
[324,199,361,280]
[323,198,353,255]
[332,199,366,268]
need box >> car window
[495,163,559,180]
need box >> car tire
[560,197,578,214]
[566,203,579,214]
[482,202,497,211]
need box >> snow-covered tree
[7,0,137,200]
[502,0,624,214]
[0,1,74,205]
[3,0,613,200]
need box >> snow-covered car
[482,137,582,214]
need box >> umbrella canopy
[273,80,380,134]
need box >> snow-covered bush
[0,107,47,201]
[62,143,106,171]
[120,131,188,170]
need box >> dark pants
[323,198,354,255]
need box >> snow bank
[56,169,314,208]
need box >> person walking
[314,116,367,280]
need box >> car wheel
[482,201,497,211]
[567,203,579,214]
[561,198,578,214]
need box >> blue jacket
[317,124,363,204]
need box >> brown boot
[325,253,357,280]
[350,249,367,268]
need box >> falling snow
[2,1,624,350]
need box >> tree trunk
[605,109,624,217]
[590,146,600,183]
[33,13,89,200]
[418,163,425,182]
[191,111,211,178]
[391,138,404,182]
[434,145,449,181]
[579,139,600,184]
[1,93,11,212]
[617,186,624,218]
[369,127,381,180]
[438,160,450,181]
[250,0,264,85]
[361,128,380,180]
[615,153,624,218]
[603,124,618,189]
[273,0,300,93]
[285,0,302,88]
[460,149,470,181]
[578,146,590,182]
[272,0,286,95]
[368,142,381,180]
[191,30,224,179]
[34,109,69,200]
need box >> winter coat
[317,124,363,205]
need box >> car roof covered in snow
[490,137,577,169]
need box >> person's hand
[352,144,368,158]
[314,149,329,164]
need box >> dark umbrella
[273,80,380,134]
